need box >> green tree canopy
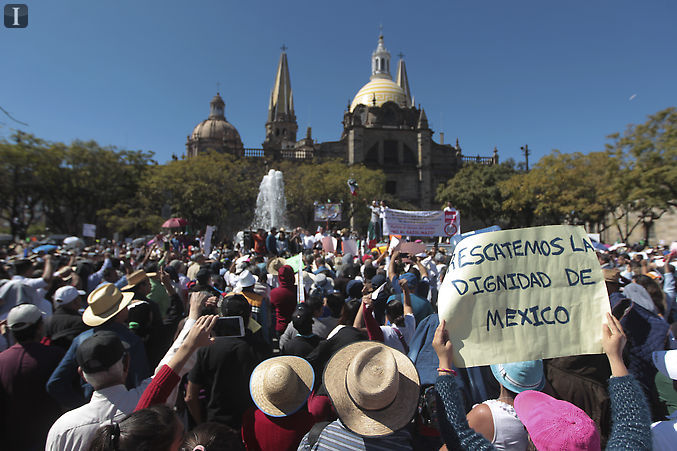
[436,160,520,227]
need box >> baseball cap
[76,331,128,373]
[53,286,86,306]
[653,350,677,380]
[7,304,42,331]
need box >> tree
[277,159,386,231]
[436,160,520,227]
[606,107,677,243]
[0,132,63,238]
[39,140,157,236]
[500,150,625,230]
[143,152,264,238]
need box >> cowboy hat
[250,356,314,417]
[82,283,134,327]
[120,269,156,291]
[323,341,420,437]
[266,257,287,276]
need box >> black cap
[292,306,313,334]
[76,331,127,373]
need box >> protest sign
[286,253,303,273]
[342,239,358,256]
[203,225,215,256]
[322,236,335,252]
[383,208,460,237]
[82,223,96,238]
[437,225,610,367]
[400,241,426,256]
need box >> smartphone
[214,316,245,338]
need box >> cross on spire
[280,44,288,52]
[216,81,220,93]
[397,52,405,59]
[379,24,383,36]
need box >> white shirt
[652,411,677,450]
[45,381,150,451]
[381,313,416,353]
[303,235,316,250]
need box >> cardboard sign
[383,208,460,237]
[342,239,358,256]
[203,225,215,256]
[322,236,335,252]
[437,225,610,367]
[400,241,426,256]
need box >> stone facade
[187,35,498,209]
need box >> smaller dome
[351,78,407,112]
[191,118,243,147]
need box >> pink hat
[514,390,600,451]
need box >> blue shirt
[46,322,150,411]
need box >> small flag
[347,179,359,196]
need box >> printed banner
[437,225,610,367]
[383,208,460,237]
[314,203,342,222]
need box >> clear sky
[1,1,675,165]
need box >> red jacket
[269,265,297,333]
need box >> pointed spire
[209,93,225,119]
[417,108,428,129]
[396,56,412,107]
[269,48,294,121]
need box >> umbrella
[132,237,146,247]
[162,217,187,228]
[63,236,85,250]
[31,244,57,254]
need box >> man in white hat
[0,304,65,450]
[45,285,88,350]
[46,284,151,411]
[299,341,420,449]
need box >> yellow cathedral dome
[350,34,411,112]
[351,78,407,112]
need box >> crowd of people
[0,225,676,450]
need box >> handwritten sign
[383,208,460,237]
[437,225,610,367]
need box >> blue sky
[1,1,675,165]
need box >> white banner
[383,208,460,237]
[437,225,610,367]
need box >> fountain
[252,169,288,230]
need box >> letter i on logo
[4,4,28,28]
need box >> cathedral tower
[263,48,298,158]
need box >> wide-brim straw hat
[324,341,420,437]
[250,356,314,417]
[120,269,156,291]
[266,257,287,276]
[83,283,134,327]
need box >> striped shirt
[297,420,413,450]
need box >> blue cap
[398,272,418,289]
[490,360,545,394]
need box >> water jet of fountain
[252,169,288,230]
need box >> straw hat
[83,283,134,327]
[323,341,420,437]
[249,356,314,417]
[120,269,156,291]
[266,257,287,276]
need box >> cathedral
[186,35,498,209]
